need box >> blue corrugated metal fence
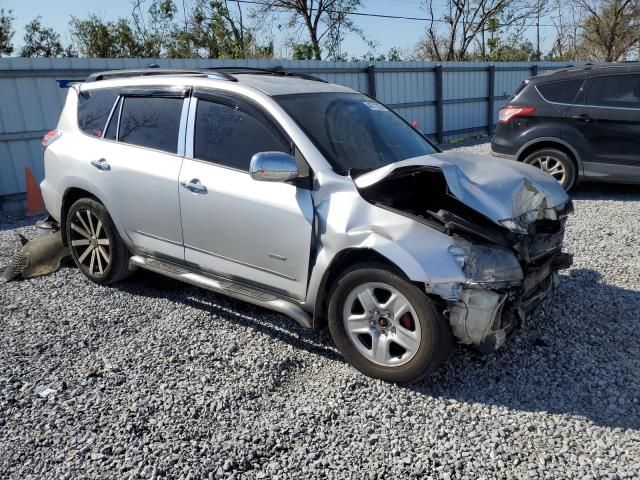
[0,58,575,204]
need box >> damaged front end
[355,157,573,351]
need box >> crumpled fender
[304,173,466,313]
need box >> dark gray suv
[491,63,640,189]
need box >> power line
[235,0,581,28]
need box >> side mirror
[249,151,299,183]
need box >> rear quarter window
[507,81,528,102]
[536,79,584,104]
[77,88,119,137]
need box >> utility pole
[536,0,541,60]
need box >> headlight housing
[449,242,523,284]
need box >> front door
[571,74,640,183]
[178,94,314,300]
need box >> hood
[354,152,570,227]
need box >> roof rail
[85,68,238,83]
[206,66,327,83]
[84,65,328,84]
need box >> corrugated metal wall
[0,58,575,199]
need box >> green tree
[0,8,14,56]
[575,0,640,61]
[167,0,271,59]
[20,17,64,57]
[292,42,314,59]
[131,0,177,57]
[488,38,536,61]
[257,0,364,60]
[70,15,145,57]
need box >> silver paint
[42,73,572,349]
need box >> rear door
[178,91,314,300]
[568,74,640,182]
[95,88,189,260]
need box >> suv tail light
[498,107,535,124]
[42,129,62,149]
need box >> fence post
[487,65,496,137]
[367,64,377,99]
[531,64,539,77]
[435,64,444,144]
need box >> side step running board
[129,255,313,329]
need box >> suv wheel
[66,198,130,285]
[328,263,452,384]
[522,148,576,190]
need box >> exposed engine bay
[357,166,573,351]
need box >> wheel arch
[60,187,103,246]
[516,137,583,177]
[312,248,412,331]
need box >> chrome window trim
[185,96,197,159]
[533,79,585,107]
[115,97,124,141]
[533,74,640,111]
[101,96,121,140]
[177,97,190,157]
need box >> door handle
[571,114,592,123]
[181,179,207,194]
[91,158,111,171]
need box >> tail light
[42,129,62,149]
[498,106,536,124]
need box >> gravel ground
[1,142,639,479]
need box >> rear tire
[522,148,576,190]
[328,262,452,384]
[66,198,130,285]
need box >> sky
[4,0,556,58]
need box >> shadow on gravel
[118,267,639,430]
[115,270,343,364]
[410,268,640,431]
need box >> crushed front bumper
[448,251,573,352]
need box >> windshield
[275,92,438,175]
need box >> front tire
[522,148,576,190]
[66,198,130,285]
[328,263,452,384]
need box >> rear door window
[536,79,584,104]
[77,88,119,137]
[585,75,640,109]
[194,99,290,171]
[118,97,184,154]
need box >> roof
[235,73,354,95]
[531,62,640,83]
[80,69,355,97]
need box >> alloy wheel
[530,155,566,185]
[69,209,111,276]
[342,282,422,367]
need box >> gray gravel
[1,142,639,479]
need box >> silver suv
[40,67,573,383]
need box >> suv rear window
[77,88,118,137]
[586,75,640,108]
[537,79,583,104]
[118,97,183,154]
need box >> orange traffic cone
[25,168,46,217]
[412,120,419,129]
